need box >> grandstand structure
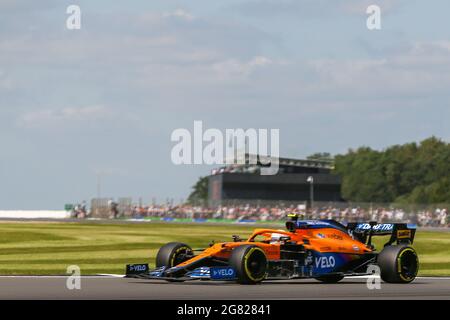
[208,154,343,207]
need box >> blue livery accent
[295,220,334,229]
[188,267,210,278]
[355,223,393,232]
[312,252,349,275]
[317,233,326,239]
[149,266,166,277]
[294,220,348,234]
[210,267,236,280]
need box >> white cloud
[212,56,273,78]
[298,40,450,100]
[0,0,58,12]
[232,0,409,18]
[0,69,13,90]
[16,105,112,129]
[163,9,195,21]
[342,0,407,14]
[405,41,450,62]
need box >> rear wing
[346,222,417,246]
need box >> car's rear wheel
[229,245,267,284]
[314,275,344,283]
[377,245,419,283]
[155,242,193,268]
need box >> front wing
[126,264,237,281]
[125,251,377,281]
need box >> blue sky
[1,0,449,209]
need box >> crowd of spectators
[126,203,449,227]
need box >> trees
[307,152,334,162]
[186,176,209,205]
[334,137,450,204]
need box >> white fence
[0,210,71,219]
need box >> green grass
[0,221,449,276]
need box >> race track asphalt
[0,276,449,299]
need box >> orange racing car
[125,215,419,284]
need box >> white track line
[0,275,449,280]
[0,275,121,278]
[343,275,450,280]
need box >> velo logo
[315,256,336,269]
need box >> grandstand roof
[225,153,334,170]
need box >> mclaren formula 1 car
[125,216,419,284]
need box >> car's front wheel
[229,245,267,284]
[155,242,193,268]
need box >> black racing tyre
[155,242,193,268]
[377,245,419,283]
[314,275,344,283]
[229,245,267,284]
